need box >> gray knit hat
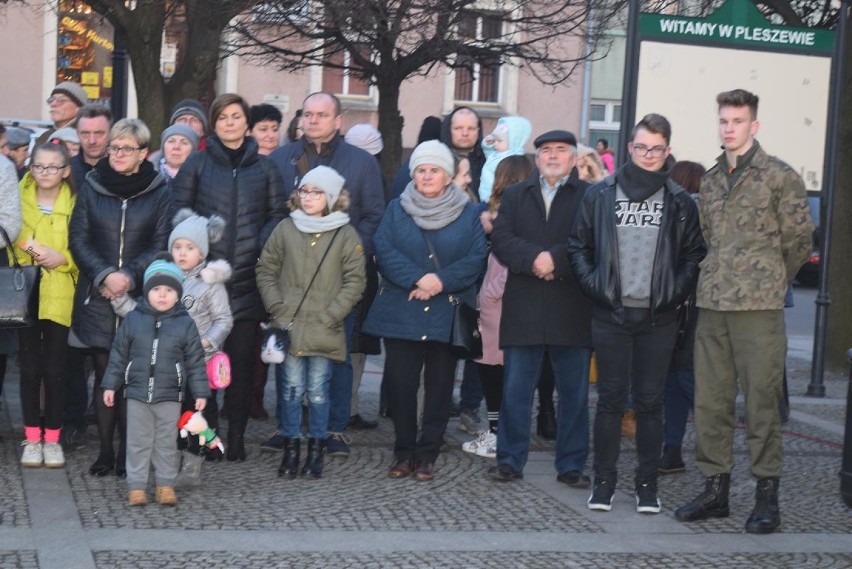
[169,99,208,131]
[50,127,79,145]
[300,166,346,209]
[51,81,88,107]
[169,209,225,259]
[409,140,455,178]
[160,124,200,152]
[344,124,383,156]
[5,127,32,150]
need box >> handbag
[206,351,231,390]
[421,231,483,360]
[0,225,40,328]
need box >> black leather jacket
[567,175,706,325]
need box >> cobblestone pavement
[1,353,851,568]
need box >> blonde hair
[287,188,351,215]
[110,118,151,148]
[575,144,606,184]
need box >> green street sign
[639,0,834,55]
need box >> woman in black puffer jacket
[172,93,286,461]
[69,118,174,477]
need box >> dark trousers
[328,312,355,433]
[663,369,694,448]
[476,363,503,431]
[223,320,258,435]
[384,338,457,463]
[92,349,126,462]
[18,320,69,430]
[592,308,679,484]
[459,359,483,412]
[63,348,89,431]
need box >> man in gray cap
[488,129,594,485]
[36,81,88,147]
[5,127,32,178]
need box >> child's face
[454,158,472,191]
[299,184,328,217]
[148,285,179,312]
[171,238,203,271]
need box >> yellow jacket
[10,174,78,326]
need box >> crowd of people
[0,85,814,535]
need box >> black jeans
[384,338,457,463]
[63,348,90,432]
[592,308,678,484]
[18,320,69,430]
[223,320,258,435]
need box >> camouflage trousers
[693,309,786,479]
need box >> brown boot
[155,486,178,506]
[128,489,147,507]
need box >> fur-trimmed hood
[198,259,232,284]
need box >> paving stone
[0,551,38,569]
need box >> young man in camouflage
[675,89,813,534]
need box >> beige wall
[0,5,51,122]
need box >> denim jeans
[592,308,679,483]
[327,312,355,432]
[278,355,332,439]
[459,359,483,412]
[663,369,695,448]
[497,345,591,475]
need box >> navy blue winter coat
[363,198,486,343]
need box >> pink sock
[24,426,41,443]
[44,428,61,444]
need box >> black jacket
[69,169,173,350]
[172,136,287,321]
[567,175,706,324]
[102,299,210,404]
[490,172,592,348]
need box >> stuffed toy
[260,324,289,364]
[177,410,224,453]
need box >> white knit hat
[300,166,346,209]
[344,124,383,156]
[409,140,455,178]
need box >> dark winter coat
[269,135,385,256]
[102,300,210,404]
[568,175,706,324]
[69,169,173,350]
[363,199,486,343]
[490,171,592,348]
[172,136,287,322]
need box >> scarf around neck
[290,209,350,233]
[95,158,159,199]
[615,156,673,202]
[399,181,469,230]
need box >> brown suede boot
[155,486,178,506]
[128,489,147,507]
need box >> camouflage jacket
[696,145,813,311]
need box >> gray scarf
[289,210,350,233]
[399,181,469,230]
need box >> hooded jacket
[479,116,532,202]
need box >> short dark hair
[303,92,342,117]
[287,109,303,142]
[631,113,672,145]
[209,93,250,130]
[597,138,609,149]
[669,160,706,195]
[717,89,759,120]
[76,103,113,125]
[249,104,283,129]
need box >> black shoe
[259,432,286,453]
[449,400,462,418]
[537,409,556,440]
[347,414,379,430]
[659,445,686,475]
[636,480,661,514]
[115,454,126,478]
[587,479,615,511]
[89,455,114,477]
[675,473,731,522]
[61,427,88,452]
[301,438,324,479]
[556,470,591,488]
[278,438,301,479]
[745,477,781,534]
[226,431,246,461]
[487,463,523,482]
[205,446,224,462]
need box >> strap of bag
[286,227,341,329]
[420,230,462,306]
[0,225,22,269]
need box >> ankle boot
[675,473,730,522]
[278,438,301,479]
[301,438,325,479]
[658,445,686,475]
[536,408,556,440]
[226,430,246,462]
[745,477,781,534]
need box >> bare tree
[228,0,625,183]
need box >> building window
[454,13,502,104]
[589,100,622,155]
[57,1,114,104]
[322,48,371,97]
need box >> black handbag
[0,225,40,328]
[421,231,483,360]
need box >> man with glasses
[35,81,88,147]
[568,114,705,513]
[675,90,813,534]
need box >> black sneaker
[636,481,662,514]
[587,479,615,511]
[325,432,351,457]
[259,432,286,453]
[556,470,592,488]
[487,463,523,481]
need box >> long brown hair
[488,155,532,213]
[670,160,706,194]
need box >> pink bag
[206,352,231,390]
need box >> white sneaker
[474,433,497,459]
[20,441,43,468]
[462,431,497,458]
[42,443,66,468]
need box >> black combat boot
[301,438,325,479]
[675,473,730,522]
[745,477,781,534]
[278,438,301,479]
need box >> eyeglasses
[631,144,668,158]
[107,145,142,156]
[298,189,325,200]
[47,95,73,105]
[31,164,67,174]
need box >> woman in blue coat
[364,141,486,481]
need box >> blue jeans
[497,345,591,474]
[459,360,483,412]
[278,355,332,439]
[663,369,695,448]
[327,312,355,433]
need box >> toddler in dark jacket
[102,259,209,507]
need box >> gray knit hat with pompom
[168,208,225,259]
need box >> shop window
[57,1,115,104]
